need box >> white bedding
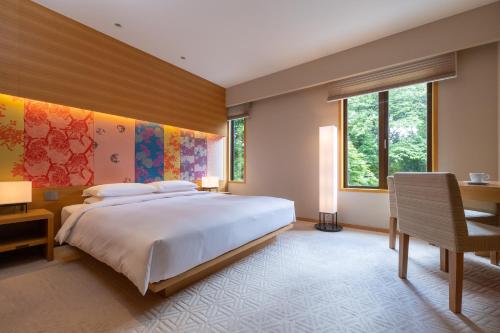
[56,191,295,294]
[61,204,85,225]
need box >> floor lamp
[316,126,341,232]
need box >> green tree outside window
[345,83,430,188]
[230,118,245,181]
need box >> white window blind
[327,52,456,102]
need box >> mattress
[56,191,295,294]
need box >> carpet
[0,222,499,333]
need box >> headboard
[30,186,87,233]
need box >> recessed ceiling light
[114,23,122,28]
[180,56,186,60]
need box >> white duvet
[56,191,295,294]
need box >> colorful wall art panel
[0,93,223,188]
[194,132,207,180]
[0,94,24,181]
[23,100,94,187]
[164,125,180,180]
[94,112,135,184]
[135,121,165,183]
[180,130,195,181]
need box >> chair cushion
[464,209,498,226]
[464,209,495,218]
[464,221,500,252]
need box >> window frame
[228,117,246,183]
[341,82,436,191]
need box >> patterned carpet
[0,222,499,333]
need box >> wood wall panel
[0,0,226,136]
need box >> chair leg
[389,217,397,250]
[440,248,449,272]
[398,233,409,279]
[491,251,499,265]
[448,251,464,313]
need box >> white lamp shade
[0,181,32,205]
[319,126,338,214]
[202,176,219,188]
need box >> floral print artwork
[180,130,209,182]
[164,125,181,180]
[0,94,24,180]
[194,132,207,180]
[22,100,94,188]
[94,112,135,184]
[135,121,164,183]
[180,130,196,181]
[0,93,214,186]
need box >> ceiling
[33,0,497,88]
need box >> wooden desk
[459,181,500,203]
[459,181,500,261]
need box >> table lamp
[201,176,219,192]
[0,181,32,213]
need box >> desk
[459,181,500,261]
[459,181,500,205]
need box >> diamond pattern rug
[0,222,499,332]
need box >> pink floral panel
[93,112,135,184]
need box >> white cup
[469,172,489,183]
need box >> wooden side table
[0,209,54,261]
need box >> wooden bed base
[148,223,293,297]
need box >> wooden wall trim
[432,82,439,171]
[0,0,226,136]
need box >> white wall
[227,2,500,106]
[229,44,499,229]
[337,192,389,229]
[228,86,338,219]
[439,44,498,180]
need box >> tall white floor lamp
[316,125,341,232]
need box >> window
[229,118,246,182]
[343,82,433,189]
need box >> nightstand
[0,209,54,261]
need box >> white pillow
[83,193,151,204]
[83,189,198,204]
[149,180,197,193]
[83,196,103,204]
[82,183,156,197]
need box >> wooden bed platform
[149,223,294,297]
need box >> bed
[56,191,295,295]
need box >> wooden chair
[387,175,498,252]
[387,176,398,250]
[394,172,500,313]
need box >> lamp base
[315,212,342,232]
[314,223,342,232]
[201,187,218,192]
[0,203,28,214]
